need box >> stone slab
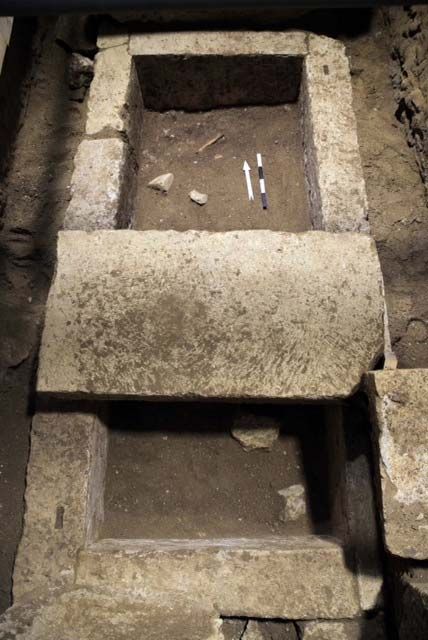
[0,588,223,640]
[13,406,107,600]
[326,405,384,611]
[298,614,386,639]
[86,43,142,141]
[301,35,369,233]
[37,230,384,400]
[367,369,428,559]
[76,537,361,619]
[129,30,308,57]
[63,138,133,231]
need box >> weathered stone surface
[68,53,94,90]
[76,537,361,619]
[13,406,107,600]
[131,30,305,109]
[232,427,279,452]
[190,189,208,205]
[38,230,384,400]
[367,369,428,560]
[278,484,306,522]
[298,614,386,639]
[231,409,279,451]
[243,620,298,639]
[0,588,223,640]
[148,172,174,193]
[63,138,133,230]
[97,22,129,49]
[129,30,308,57]
[326,405,384,611]
[86,44,142,142]
[301,35,369,233]
[367,369,428,559]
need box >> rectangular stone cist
[37,230,385,400]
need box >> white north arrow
[243,160,254,201]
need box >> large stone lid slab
[366,369,428,559]
[76,537,361,619]
[37,230,384,400]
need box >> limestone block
[367,369,428,559]
[0,589,223,640]
[37,230,384,400]
[243,620,298,639]
[97,22,129,49]
[301,35,369,233]
[298,614,386,639]
[130,31,305,109]
[326,405,384,611]
[13,406,107,600]
[63,138,133,230]
[86,43,143,145]
[129,30,308,57]
[76,537,361,619]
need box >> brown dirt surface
[0,17,88,612]
[343,11,428,368]
[102,403,331,540]
[134,104,310,232]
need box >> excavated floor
[102,403,331,540]
[134,104,310,232]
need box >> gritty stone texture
[367,369,428,559]
[231,427,279,452]
[298,614,386,639]
[76,537,361,619]
[190,189,208,205]
[278,484,306,522]
[129,30,308,57]
[68,53,94,90]
[13,407,107,600]
[63,138,133,230]
[97,22,129,49]
[148,172,174,193]
[0,589,223,640]
[301,35,369,233]
[86,44,142,144]
[131,30,305,109]
[326,405,384,611]
[243,620,298,639]
[37,230,384,400]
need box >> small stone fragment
[148,173,174,193]
[243,621,298,640]
[278,484,306,522]
[232,428,279,452]
[232,411,279,452]
[189,190,208,205]
[68,53,94,90]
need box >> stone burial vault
[2,27,422,640]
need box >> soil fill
[133,104,310,232]
[101,403,331,540]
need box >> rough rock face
[242,620,298,639]
[387,6,428,192]
[367,369,428,559]
[76,537,361,619]
[298,614,387,639]
[231,411,280,451]
[37,230,384,400]
[0,588,224,640]
[278,485,306,522]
